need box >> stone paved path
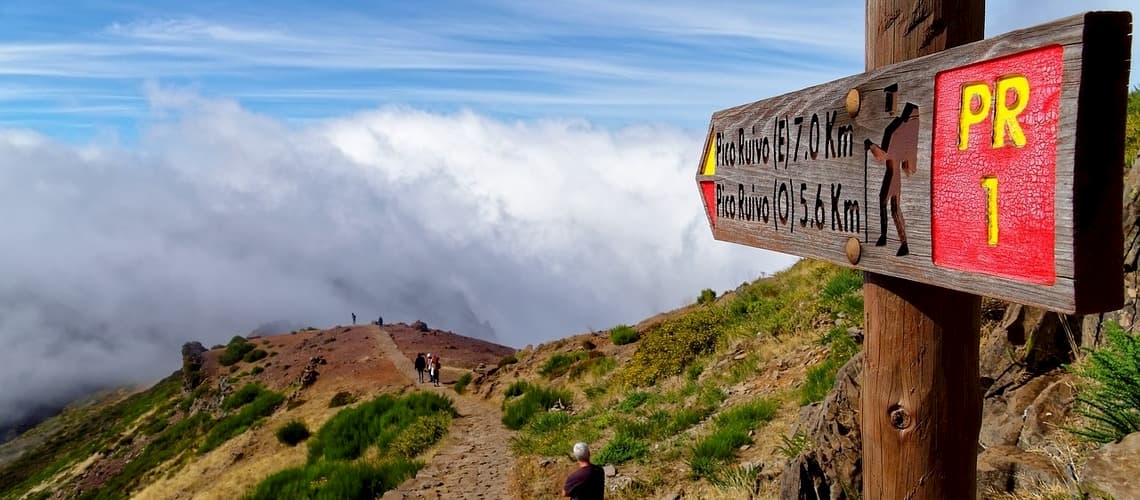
[374,327,514,499]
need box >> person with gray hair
[563,442,604,499]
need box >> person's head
[572,442,591,464]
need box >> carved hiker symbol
[865,101,919,257]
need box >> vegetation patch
[501,383,573,430]
[497,353,519,367]
[328,391,357,408]
[223,383,268,411]
[1125,88,1140,166]
[276,420,311,446]
[454,373,473,394]
[697,288,717,305]
[623,306,726,386]
[390,414,451,458]
[244,459,422,500]
[219,336,256,366]
[617,391,652,413]
[81,412,215,499]
[1071,322,1140,443]
[249,392,452,499]
[0,373,185,499]
[610,325,641,345]
[308,391,455,462]
[594,433,648,465]
[690,399,777,479]
[539,352,588,379]
[201,389,285,453]
[243,349,269,363]
[800,327,860,405]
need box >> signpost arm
[862,1,985,499]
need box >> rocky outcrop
[181,341,207,391]
[1081,432,1140,498]
[780,352,863,499]
[976,445,1066,496]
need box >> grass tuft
[276,420,310,446]
[610,325,641,345]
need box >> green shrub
[623,306,726,386]
[800,327,860,406]
[250,366,264,375]
[594,433,648,465]
[668,408,704,434]
[328,391,357,408]
[1071,322,1140,443]
[526,411,574,434]
[504,381,531,398]
[201,390,285,453]
[308,391,455,462]
[243,349,268,363]
[617,392,651,413]
[610,325,641,345]
[219,336,255,366]
[777,431,812,458]
[566,353,613,380]
[820,268,864,319]
[454,373,473,394]
[501,384,573,430]
[245,459,421,500]
[690,399,777,478]
[390,414,450,458]
[540,352,587,379]
[223,383,266,411]
[697,288,717,305]
[276,420,311,446]
[497,354,519,367]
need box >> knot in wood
[888,404,912,430]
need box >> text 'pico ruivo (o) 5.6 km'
[696,11,1132,315]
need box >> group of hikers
[414,352,442,387]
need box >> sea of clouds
[0,87,794,428]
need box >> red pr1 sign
[931,45,1063,285]
[696,12,1130,314]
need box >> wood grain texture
[696,11,1131,314]
[861,2,983,499]
[863,273,982,500]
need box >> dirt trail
[373,327,514,499]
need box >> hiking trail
[374,326,514,499]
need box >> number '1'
[981,176,998,246]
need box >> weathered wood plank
[695,11,1131,314]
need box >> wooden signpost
[697,4,1130,498]
[696,12,1130,315]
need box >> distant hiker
[414,353,426,383]
[351,312,356,325]
[377,315,383,326]
[563,442,604,499]
[431,356,442,387]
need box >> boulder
[780,352,863,499]
[181,341,208,390]
[1081,432,1140,499]
[975,445,1063,496]
[412,320,429,332]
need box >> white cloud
[0,88,794,426]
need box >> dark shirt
[414,356,426,371]
[564,464,604,499]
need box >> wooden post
[862,1,985,499]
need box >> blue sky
[3,0,1133,142]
